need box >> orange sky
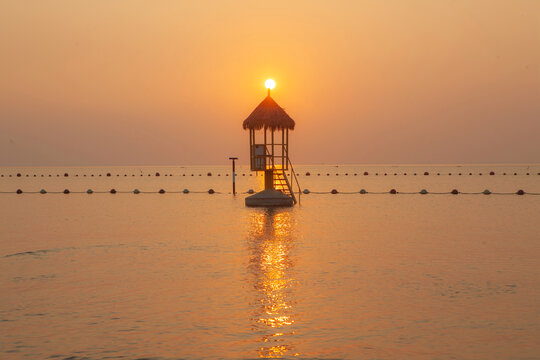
[0,1,538,165]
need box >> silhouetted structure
[243,86,300,206]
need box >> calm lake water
[1,164,539,359]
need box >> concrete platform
[245,189,294,207]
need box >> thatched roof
[243,95,295,131]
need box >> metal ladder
[273,170,297,204]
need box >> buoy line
[2,189,538,195]
[1,172,539,178]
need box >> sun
[265,79,276,90]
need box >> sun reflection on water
[247,209,299,358]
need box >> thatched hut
[243,95,295,131]
[243,91,299,207]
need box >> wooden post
[281,128,285,169]
[286,129,289,168]
[229,157,238,195]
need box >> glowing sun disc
[265,79,276,90]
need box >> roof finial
[265,79,275,97]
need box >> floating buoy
[375,173,378,176]
[345,173,348,176]
[469,173,472,175]
[404,173,407,176]
[247,189,254,194]
[389,189,397,194]
[16,189,22,194]
[331,189,338,194]
[87,189,93,194]
[16,173,21,177]
[513,173,517,175]
[158,189,165,194]
[133,189,140,194]
[516,189,525,195]
[364,172,369,176]
[483,189,491,195]
[458,173,462,175]
[317,173,321,176]
[326,173,330,176]
[191,174,194,176]
[183,189,189,194]
[424,172,429,175]
[448,173,452,176]
[207,172,212,176]
[360,189,367,194]
[63,189,70,194]
[218,174,221,176]
[451,189,459,195]
[336,173,339,176]
[64,173,69,177]
[490,171,495,175]
[305,172,310,176]
[208,189,215,194]
[384,173,387,176]
[437,173,440,176]
[413,173,417,176]
[394,173,397,176]
[526,173,530,175]
[503,172,506,175]
[40,189,47,194]
[155,172,160,176]
[479,173,482,176]
[106,173,111,177]
[242,174,245,176]
[110,189,116,194]
[420,189,428,194]
[303,189,310,194]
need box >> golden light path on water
[247,209,298,358]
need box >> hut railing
[287,157,301,205]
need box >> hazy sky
[1,0,539,166]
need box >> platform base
[245,189,294,207]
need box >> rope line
[2,189,539,196]
[1,172,540,178]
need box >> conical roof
[242,95,295,131]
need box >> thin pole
[271,130,274,168]
[229,157,238,195]
[281,129,285,169]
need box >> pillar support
[264,170,274,190]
